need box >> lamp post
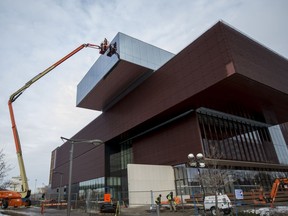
[34,179,37,200]
[53,171,63,209]
[61,136,104,216]
[187,153,206,200]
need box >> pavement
[2,205,288,216]
[0,205,205,216]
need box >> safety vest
[167,194,172,201]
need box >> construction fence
[41,186,288,215]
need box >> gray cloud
[0,0,287,191]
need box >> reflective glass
[77,32,174,106]
[196,107,285,164]
[269,125,288,164]
[175,164,288,194]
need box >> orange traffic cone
[41,203,44,214]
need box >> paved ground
[118,206,205,215]
[2,205,288,216]
[1,207,87,216]
[0,206,205,216]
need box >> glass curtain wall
[174,108,288,196]
[78,177,105,202]
[109,139,133,202]
[197,108,278,164]
[76,140,133,204]
[269,125,288,164]
[175,166,288,196]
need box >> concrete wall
[127,164,175,206]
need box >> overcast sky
[0,0,287,192]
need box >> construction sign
[104,193,111,202]
[235,189,244,200]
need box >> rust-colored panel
[52,22,288,188]
[52,143,105,187]
[133,114,202,165]
[222,23,288,95]
[77,61,153,110]
[73,21,288,143]
[73,145,105,183]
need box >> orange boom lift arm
[4,39,117,208]
[8,43,97,198]
[269,178,288,207]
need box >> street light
[34,179,37,200]
[53,171,63,209]
[187,153,205,199]
[61,136,104,216]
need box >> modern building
[50,21,288,204]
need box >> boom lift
[269,178,288,207]
[1,39,117,209]
[254,178,288,207]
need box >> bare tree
[0,149,12,189]
[200,146,234,215]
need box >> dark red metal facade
[133,114,202,165]
[51,21,288,188]
[73,22,288,142]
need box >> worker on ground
[166,191,177,212]
[155,194,162,207]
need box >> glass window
[269,125,288,164]
[197,108,280,164]
[174,164,288,195]
[110,140,133,173]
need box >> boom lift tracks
[1,39,117,209]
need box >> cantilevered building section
[76,32,174,111]
[50,21,288,204]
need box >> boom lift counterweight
[1,39,117,209]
